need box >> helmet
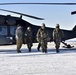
[17,24,21,27]
[56,24,60,28]
[41,23,45,29]
[27,26,31,30]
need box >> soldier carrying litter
[53,24,64,53]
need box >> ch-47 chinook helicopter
[0,2,76,48]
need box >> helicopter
[0,2,75,48]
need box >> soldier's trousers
[16,38,22,52]
[37,43,41,51]
[41,40,47,53]
[27,42,32,52]
[54,39,61,53]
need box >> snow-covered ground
[0,42,76,75]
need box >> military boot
[37,43,41,51]
[56,48,59,53]
[55,46,59,53]
[37,47,40,51]
[28,47,31,52]
[17,50,21,53]
[45,50,47,53]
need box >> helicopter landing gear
[61,41,74,48]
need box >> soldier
[37,23,49,53]
[15,24,23,53]
[24,26,33,52]
[53,24,64,53]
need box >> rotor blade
[0,9,44,20]
[0,3,76,5]
[71,11,76,15]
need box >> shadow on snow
[0,47,76,57]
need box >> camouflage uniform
[15,25,23,53]
[37,23,48,53]
[53,24,64,53]
[24,27,33,52]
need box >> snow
[65,38,76,42]
[0,42,76,75]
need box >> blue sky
[0,0,76,30]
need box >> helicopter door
[0,26,12,45]
[10,26,16,44]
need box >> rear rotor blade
[0,3,76,5]
[0,9,44,20]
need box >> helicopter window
[6,18,16,25]
[0,26,7,36]
[10,26,16,35]
[0,17,5,24]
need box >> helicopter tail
[72,25,76,31]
